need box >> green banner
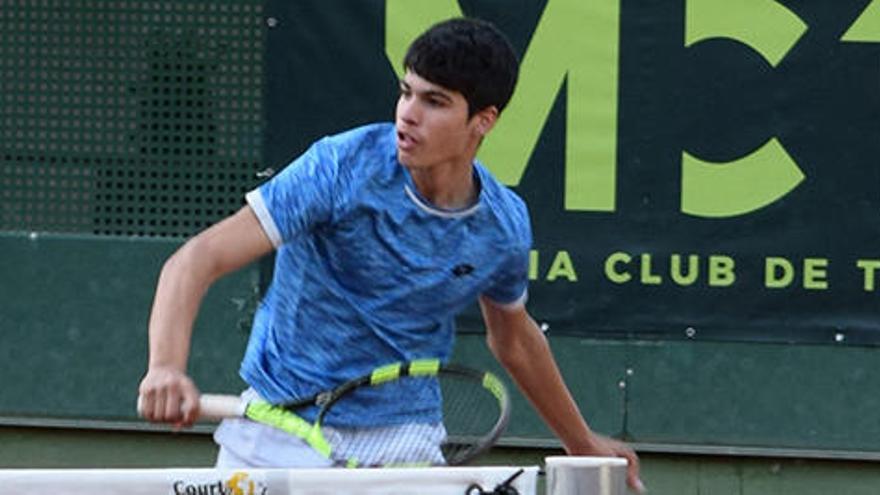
[265,0,880,344]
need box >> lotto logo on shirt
[171,471,268,495]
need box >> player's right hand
[137,366,201,428]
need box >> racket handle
[136,394,246,422]
[198,394,248,421]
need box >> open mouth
[397,130,419,151]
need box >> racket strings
[321,374,502,467]
[439,375,501,465]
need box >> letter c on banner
[681,0,807,218]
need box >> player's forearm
[147,240,217,371]
[147,207,272,372]
[490,319,598,452]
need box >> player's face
[395,70,485,170]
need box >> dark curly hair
[403,18,519,118]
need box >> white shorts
[213,389,447,468]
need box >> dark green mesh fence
[0,0,265,237]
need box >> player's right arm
[138,205,274,426]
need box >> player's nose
[396,96,420,126]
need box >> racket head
[435,364,511,465]
[312,360,511,467]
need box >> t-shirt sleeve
[481,199,532,309]
[245,137,338,247]
[482,246,530,309]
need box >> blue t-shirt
[241,123,532,427]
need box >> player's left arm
[479,297,644,493]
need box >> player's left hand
[569,432,645,493]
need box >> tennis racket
[141,359,510,467]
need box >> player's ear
[471,106,499,137]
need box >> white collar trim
[403,184,481,219]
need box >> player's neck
[408,158,477,210]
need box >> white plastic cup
[545,456,628,495]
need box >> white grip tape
[198,394,248,420]
[136,394,247,422]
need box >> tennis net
[0,456,628,494]
[0,466,538,495]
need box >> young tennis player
[138,17,643,492]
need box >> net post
[545,456,628,495]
